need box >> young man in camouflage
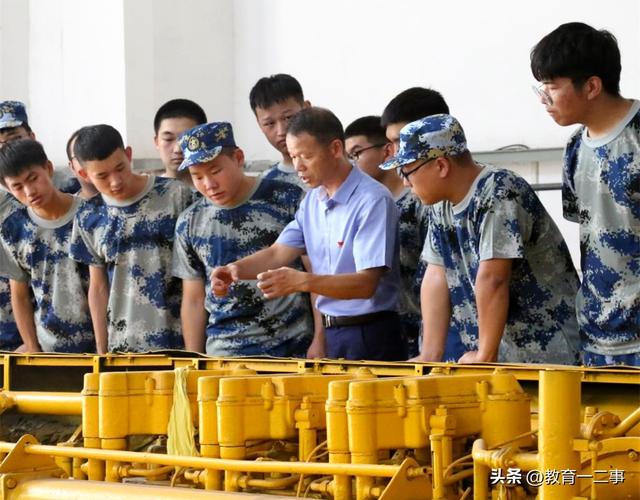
[384,114,581,364]
[172,122,312,356]
[70,125,193,353]
[250,74,310,190]
[0,140,94,352]
[531,22,640,366]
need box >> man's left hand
[458,350,496,364]
[257,267,307,299]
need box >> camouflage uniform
[70,176,193,352]
[173,178,312,356]
[563,99,640,364]
[382,114,580,364]
[395,188,429,357]
[0,196,94,352]
[262,162,308,191]
[0,191,22,350]
[425,166,581,364]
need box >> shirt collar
[316,165,360,205]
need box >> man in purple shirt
[211,107,405,361]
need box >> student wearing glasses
[531,23,640,367]
[385,114,581,365]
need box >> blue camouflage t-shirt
[424,166,581,364]
[0,196,94,352]
[395,188,429,354]
[70,176,193,352]
[262,162,308,191]
[0,191,22,350]
[172,177,312,356]
[563,99,640,356]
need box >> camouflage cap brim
[177,146,223,172]
[0,119,25,130]
[379,151,421,171]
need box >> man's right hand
[15,343,42,353]
[211,264,239,297]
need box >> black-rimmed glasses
[397,158,431,182]
[348,143,387,162]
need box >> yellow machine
[0,353,637,499]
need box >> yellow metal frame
[0,354,637,499]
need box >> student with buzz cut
[153,98,208,187]
[172,122,314,357]
[384,114,581,365]
[344,115,427,357]
[212,107,405,361]
[0,140,94,353]
[70,124,193,353]
[381,87,450,153]
[250,74,310,190]
[531,22,640,367]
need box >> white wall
[27,0,128,165]
[232,0,640,161]
[122,0,234,159]
[2,0,638,161]
[1,0,639,267]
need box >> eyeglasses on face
[347,143,387,162]
[396,158,431,182]
[532,83,553,106]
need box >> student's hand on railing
[15,343,41,354]
[458,350,497,364]
[306,336,326,359]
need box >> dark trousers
[325,312,407,361]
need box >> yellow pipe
[7,478,293,499]
[0,441,405,478]
[236,473,300,490]
[471,439,489,500]
[118,464,175,478]
[538,370,581,499]
[1,392,82,415]
[601,407,640,438]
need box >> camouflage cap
[380,114,467,170]
[177,122,236,171]
[0,101,28,130]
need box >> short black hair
[65,127,83,161]
[381,87,449,128]
[249,74,304,113]
[73,124,125,162]
[344,116,388,144]
[0,139,48,182]
[153,99,207,135]
[531,22,621,96]
[287,107,344,145]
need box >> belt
[321,311,395,328]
